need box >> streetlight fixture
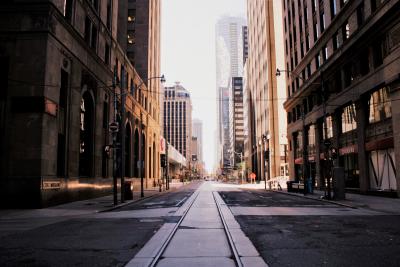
[136,75,166,198]
[110,68,166,205]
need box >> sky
[161,0,246,173]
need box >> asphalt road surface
[219,189,400,267]
[0,182,201,267]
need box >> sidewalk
[0,181,191,224]
[224,181,400,214]
[273,188,400,214]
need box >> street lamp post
[110,71,165,205]
[276,68,327,195]
[137,75,165,198]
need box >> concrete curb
[271,190,358,209]
[99,182,195,213]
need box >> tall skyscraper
[121,0,162,123]
[245,0,287,181]
[192,119,204,163]
[229,77,245,167]
[163,83,193,163]
[215,16,247,172]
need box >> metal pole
[140,113,144,198]
[120,71,126,203]
[302,107,308,195]
[112,65,118,206]
[321,71,331,199]
[166,142,169,190]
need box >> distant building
[124,0,161,90]
[163,83,193,164]
[245,0,287,182]
[229,77,244,168]
[215,16,246,172]
[192,119,204,163]
[242,26,249,64]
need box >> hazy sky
[161,0,246,172]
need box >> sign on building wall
[160,137,166,154]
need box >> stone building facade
[163,83,193,165]
[245,0,288,182]
[229,77,245,167]
[282,0,400,196]
[0,0,161,207]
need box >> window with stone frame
[342,103,357,133]
[368,87,392,124]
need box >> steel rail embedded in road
[144,186,243,267]
[148,189,201,267]
[213,191,243,267]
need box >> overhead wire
[7,77,399,108]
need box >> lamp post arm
[136,75,166,91]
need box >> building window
[128,31,135,44]
[330,0,337,17]
[105,43,110,65]
[359,49,370,76]
[63,0,73,21]
[312,0,317,13]
[106,0,112,29]
[369,87,392,123]
[90,0,99,12]
[342,104,357,133]
[320,11,325,33]
[340,0,349,8]
[372,38,387,67]
[294,131,303,159]
[322,45,328,61]
[323,116,333,139]
[340,154,359,188]
[313,20,319,41]
[84,17,97,50]
[357,3,365,27]
[370,0,382,12]
[332,32,339,50]
[307,63,311,77]
[342,21,350,41]
[315,53,321,69]
[343,62,353,87]
[128,9,136,22]
[79,92,95,177]
[308,125,316,156]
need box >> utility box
[333,167,345,200]
[124,182,133,200]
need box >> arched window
[141,133,146,178]
[153,141,156,179]
[79,91,95,177]
[125,123,132,177]
[133,129,139,177]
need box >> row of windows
[292,86,392,157]
[288,0,399,96]
[288,21,398,123]
[285,0,387,96]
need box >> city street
[1,181,400,266]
